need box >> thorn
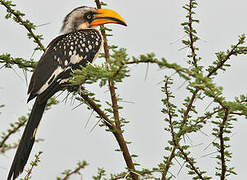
[11,67,24,81]
[144,63,149,81]
[176,80,188,90]
[36,22,51,28]
[72,102,83,110]
[169,34,186,45]
[200,151,218,158]
[89,118,101,133]
[22,69,28,87]
[119,100,135,104]
[84,110,94,128]
[203,137,217,151]
[204,101,213,111]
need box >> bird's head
[61,6,127,34]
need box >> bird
[7,6,126,180]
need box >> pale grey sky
[1,0,247,179]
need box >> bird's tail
[7,96,48,180]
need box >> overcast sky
[1,0,247,179]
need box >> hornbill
[7,6,126,180]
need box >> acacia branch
[182,89,199,126]
[0,54,36,71]
[60,161,88,180]
[24,151,43,179]
[162,78,205,180]
[78,88,114,129]
[0,119,26,149]
[188,0,198,68]
[162,78,178,179]
[219,109,229,180]
[94,1,138,179]
[79,88,137,178]
[162,77,209,179]
[207,35,245,77]
[177,146,205,180]
[0,0,45,51]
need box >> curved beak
[90,9,127,27]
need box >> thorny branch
[177,146,205,180]
[207,36,245,77]
[0,119,26,148]
[60,161,88,180]
[162,78,206,180]
[0,54,36,71]
[162,78,177,180]
[114,59,192,80]
[24,151,43,179]
[79,86,138,180]
[0,0,45,51]
[79,87,114,129]
[163,32,246,179]
[219,109,229,180]
[188,0,198,68]
[94,1,138,179]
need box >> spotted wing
[27,29,102,101]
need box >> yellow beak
[90,8,127,27]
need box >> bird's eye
[86,14,92,20]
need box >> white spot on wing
[33,127,38,137]
[59,78,70,84]
[37,66,64,94]
[70,54,83,64]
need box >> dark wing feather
[28,29,102,102]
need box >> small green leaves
[70,48,130,87]
[22,151,43,180]
[0,53,37,71]
[181,0,200,68]
[207,34,247,77]
[57,161,88,180]
[0,0,45,51]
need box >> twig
[177,146,205,180]
[188,0,198,68]
[61,161,88,180]
[0,0,45,51]
[94,1,138,179]
[162,77,207,180]
[126,59,191,77]
[162,77,177,179]
[0,118,27,148]
[181,89,199,127]
[0,54,36,71]
[78,88,113,129]
[207,36,245,77]
[219,108,229,180]
[185,108,223,133]
[24,151,43,179]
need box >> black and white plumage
[7,6,126,180]
[27,29,102,102]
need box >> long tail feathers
[7,97,48,180]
